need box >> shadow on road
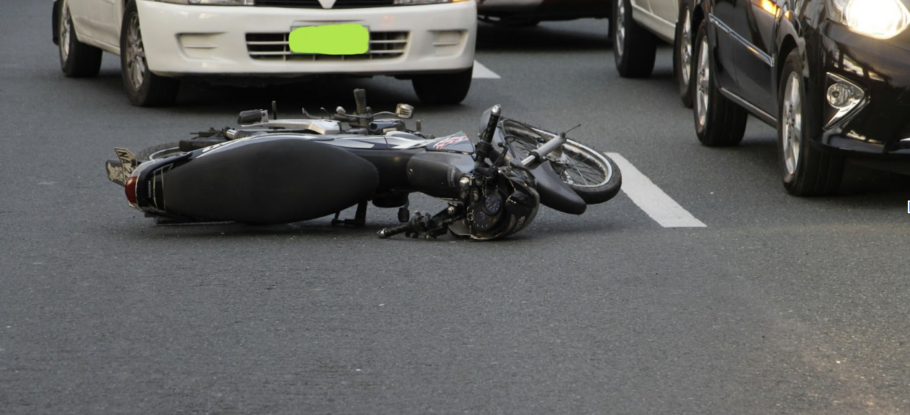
[476,19,612,52]
[704,131,910,202]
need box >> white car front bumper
[136,0,477,77]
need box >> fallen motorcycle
[105,90,621,240]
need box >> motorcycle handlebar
[475,105,501,171]
[353,89,368,115]
[522,132,568,166]
[479,105,501,144]
[377,223,410,239]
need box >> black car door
[709,0,740,90]
[731,0,781,117]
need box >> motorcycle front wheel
[504,122,622,204]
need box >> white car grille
[255,0,395,7]
[246,32,409,61]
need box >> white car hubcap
[680,11,692,85]
[126,14,146,90]
[695,36,709,130]
[60,1,72,61]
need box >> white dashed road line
[473,61,501,79]
[606,153,707,228]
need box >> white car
[52,0,477,106]
[611,0,695,107]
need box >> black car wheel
[120,0,179,107]
[777,50,844,196]
[57,0,102,78]
[412,67,472,105]
[673,2,694,107]
[613,0,656,78]
[692,21,747,146]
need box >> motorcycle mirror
[395,103,414,119]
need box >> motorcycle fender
[531,162,586,215]
[161,137,379,225]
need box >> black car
[690,0,910,195]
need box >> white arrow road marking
[473,61,500,79]
[606,152,707,228]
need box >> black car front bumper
[813,23,910,159]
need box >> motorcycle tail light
[125,176,139,206]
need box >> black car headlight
[827,0,910,39]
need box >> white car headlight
[393,0,469,5]
[828,0,910,39]
[154,0,254,5]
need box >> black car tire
[613,0,656,78]
[57,0,102,78]
[777,50,844,196]
[692,21,747,147]
[120,0,179,107]
[412,67,472,105]
[673,2,694,107]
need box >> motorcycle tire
[506,130,622,204]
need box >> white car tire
[412,67,472,105]
[613,0,656,78]
[57,0,102,78]
[120,0,179,107]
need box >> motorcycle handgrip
[354,89,368,115]
[377,223,410,239]
[238,109,267,125]
[479,105,501,144]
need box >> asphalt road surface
[3,1,910,414]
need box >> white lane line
[606,152,707,228]
[473,61,501,79]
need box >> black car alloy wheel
[692,21,747,147]
[777,50,844,196]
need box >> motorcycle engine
[462,167,539,240]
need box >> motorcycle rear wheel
[505,125,622,204]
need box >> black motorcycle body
[108,91,620,240]
[129,130,582,222]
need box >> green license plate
[289,24,369,55]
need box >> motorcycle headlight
[393,0,470,5]
[154,0,254,5]
[828,0,910,39]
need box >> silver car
[611,0,696,107]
